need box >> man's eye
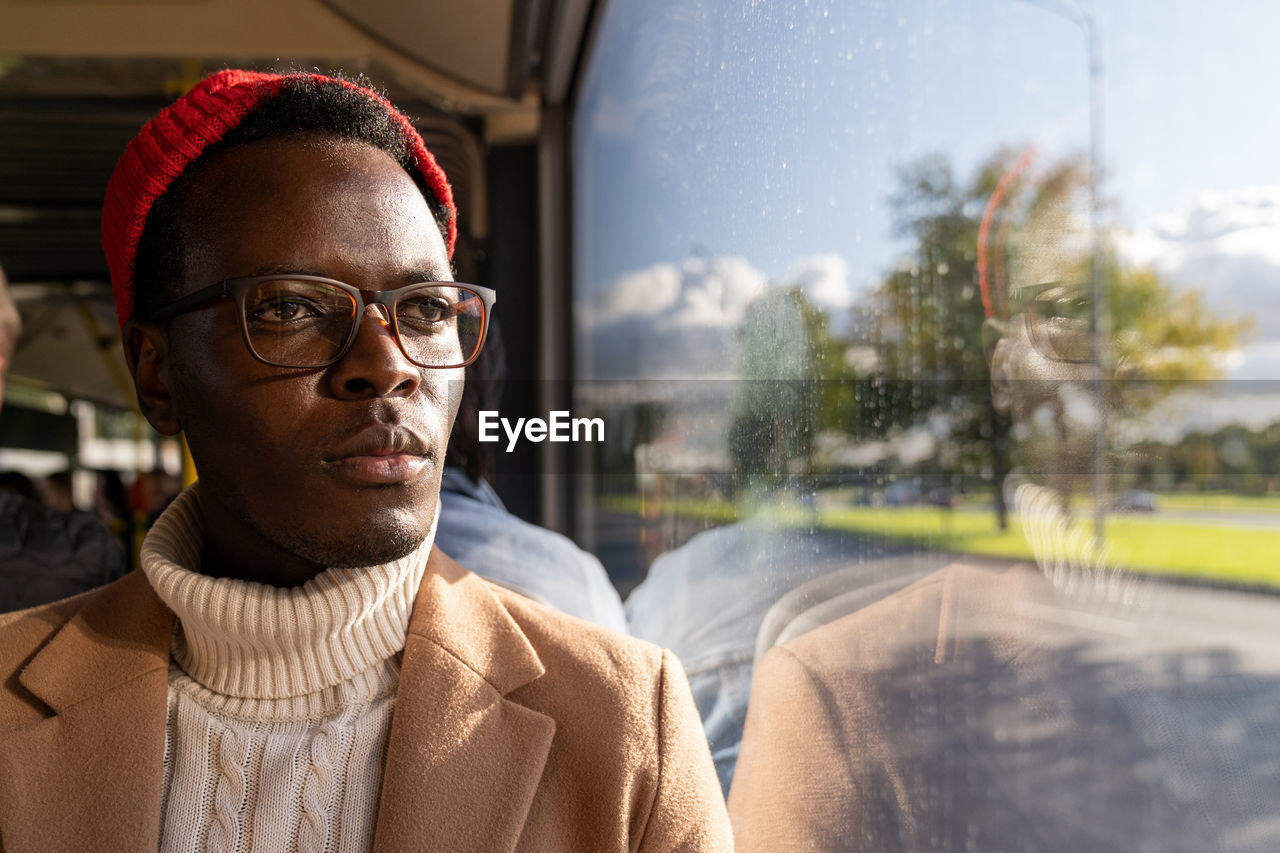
[400,296,454,324]
[249,298,322,323]
[1035,288,1090,323]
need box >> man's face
[990,294,1100,487]
[155,135,461,570]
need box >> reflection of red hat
[102,69,457,328]
[977,147,1035,320]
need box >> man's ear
[983,317,1013,415]
[123,318,182,436]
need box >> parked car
[1113,490,1158,513]
[884,481,923,506]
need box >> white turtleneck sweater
[140,486,437,853]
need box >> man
[0,70,730,851]
[0,265,128,611]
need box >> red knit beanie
[102,69,457,328]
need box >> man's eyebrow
[240,265,454,283]
[244,264,328,278]
[401,270,454,284]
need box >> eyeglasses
[1012,280,1096,364]
[147,275,497,369]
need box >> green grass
[600,494,1280,589]
[820,506,1034,559]
[1101,517,1280,587]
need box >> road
[1096,574,1280,671]
[1151,508,1280,530]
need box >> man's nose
[327,304,421,399]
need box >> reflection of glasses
[1013,280,1095,363]
[148,275,497,369]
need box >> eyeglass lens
[242,279,483,368]
[1026,284,1095,363]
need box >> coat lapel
[0,571,173,852]
[373,548,555,853]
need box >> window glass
[575,0,1280,846]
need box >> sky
[572,0,1280,387]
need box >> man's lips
[327,453,428,484]
[324,425,432,485]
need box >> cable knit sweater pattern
[141,486,436,853]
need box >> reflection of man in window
[726,155,1232,852]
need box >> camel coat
[0,548,731,852]
[728,561,1202,852]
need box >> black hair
[132,73,453,319]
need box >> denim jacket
[435,467,628,634]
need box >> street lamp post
[1016,0,1108,548]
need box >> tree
[727,286,854,491]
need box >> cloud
[1128,382,1280,443]
[787,254,853,310]
[785,254,861,335]
[590,262,683,326]
[1116,185,1280,378]
[580,255,767,380]
[1223,341,1280,381]
[582,254,871,380]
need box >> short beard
[228,490,431,572]
[274,519,427,569]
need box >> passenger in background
[437,319,628,633]
[38,470,75,514]
[0,471,39,503]
[0,264,127,611]
[92,469,132,567]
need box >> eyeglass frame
[1009,279,1097,365]
[145,274,497,370]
